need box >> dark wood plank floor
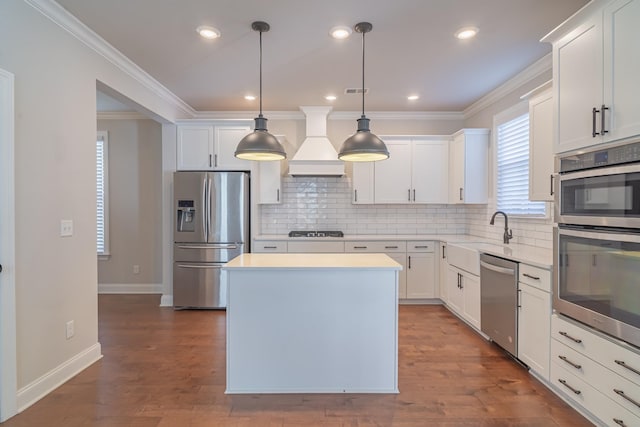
[4,295,592,426]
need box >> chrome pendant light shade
[235,21,286,161]
[338,22,389,162]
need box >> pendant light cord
[259,29,263,118]
[361,30,365,118]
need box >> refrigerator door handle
[206,176,211,242]
[176,264,222,269]
[202,175,208,241]
[176,244,238,250]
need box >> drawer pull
[614,389,640,409]
[522,273,540,280]
[263,246,277,249]
[385,246,398,249]
[414,245,429,249]
[558,355,582,370]
[615,360,640,377]
[558,379,581,395]
[613,418,627,427]
[559,331,582,344]
[353,246,368,249]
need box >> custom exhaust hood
[288,106,345,177]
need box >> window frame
[97,130,110,258]
[493,102,547,218]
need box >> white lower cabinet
[406,252,435,299]
[438,242,448,303]
[446,265,481,330]
[253,241,287,253]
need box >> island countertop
[223,253,403,270]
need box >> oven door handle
[558,227,640,244]
[559,162,640,181]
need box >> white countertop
[223,253,403,270]
[254,234,478,242]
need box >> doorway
[0,68,17,421]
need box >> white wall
[97,119,163,291]
[0,0,188,403]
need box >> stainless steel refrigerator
[173,171,249,309]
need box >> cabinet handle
[558,331,582,344]
[559,331,582,344]
[458,273,463,289]
[354,189,358,202]
[276,189,280,202]
[592,107,599,137]
[408,189,411,201]
[615,360,640,377]
[522,273,540,281]
[601,104,609,135]
[614,389,640,409]
[385,246,398,249]
[558,379,581,395]
[414,245,429,249]
[459,188,463,201]
[613,418,627,427]
[517,289,521,308]
[413,189,416,201]
[263,246,277,249]
[558,355,582,370]
[209,154,212,168]
[408,256,412,269]
[550,174,554,196]
[214,154,218,167]
[353,246,368,249]
[442,245,446,259]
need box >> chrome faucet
[490,211,513,244]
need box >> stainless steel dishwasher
[480,253,519,357]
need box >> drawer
[287,241,345,253]
[552,339,640,418]
[519,263,551,292]
[407,241,435,253]
[253,241,287,253]
[552,315,640,386]
[345,241,406,253]
[551,361,640,427]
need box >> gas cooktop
[288,230,344,238]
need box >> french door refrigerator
[173,171,249,308]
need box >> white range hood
[288,106,345,177]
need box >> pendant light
[338,22,389,162]
[235,21,286,161]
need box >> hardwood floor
[4,295,591,426]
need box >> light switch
[60,220,73,237]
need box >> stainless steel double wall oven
[554,139,640,348]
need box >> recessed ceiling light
[197,25,221,40]
[325,95,337,101]
[330,26,352,39]
[455,26,478,40]
[244,95,256,101]
[407,95,419,101]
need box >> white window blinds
[97,131,109,255]
[496,113,546,216]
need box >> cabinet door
[603,0,640,143]
[412,139,449,203]
[529,89,555,202]
[388,253,407,299]
[438,243,448,303]
[257,160,281,204]
[374,139,412,203]
[554,15,603,153]
[462,272,481,330]
[446,266,464,315]
[406,252,435,298]
[518,282,551,380]
[352,162,374,204]
[214,125,252,170]
[177,125,214,170]
[448,134,465,204]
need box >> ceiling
[58,0,589,112]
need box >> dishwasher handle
[480,260,516,275]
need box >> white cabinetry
[527,84,555,202]
[545,0,640,153]
[446,265,481,330]
[551,314,640,426]
[177,123,252,170]
[287,241,345,253]
[448,129,489,204]
[438,242,448,303]
[257,160,282,204]
[518,264,551,380]
[374,137,449,204]
[352,162,374,204]
[406,241,436,299]
[253,241,287,253]
[345,241,408,298]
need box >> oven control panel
[560,140,640,173]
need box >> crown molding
[97,111,150,120]
[329,111,464,121]
[190,111,304,120]
[24,0,197,119]
[463,53,552,120]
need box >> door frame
[0,68,17,421]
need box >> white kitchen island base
[223,253,401,394]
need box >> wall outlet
[133,265,140,274]
[65,320,74,339]
[60,220,73,237]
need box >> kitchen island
[222,253,401,394]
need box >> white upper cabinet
[352,162,375,204]
[177,123,252,170]
[257,160,282,204]
[545,0,640,153]
[373,137,449,204]
[448,129,489,204]
[528,85,555,202]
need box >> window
[495,105,546,216]
[97,131,110,256]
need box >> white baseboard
[160,294,173,307]
[17,343,102,412]
[98,283,162,294]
